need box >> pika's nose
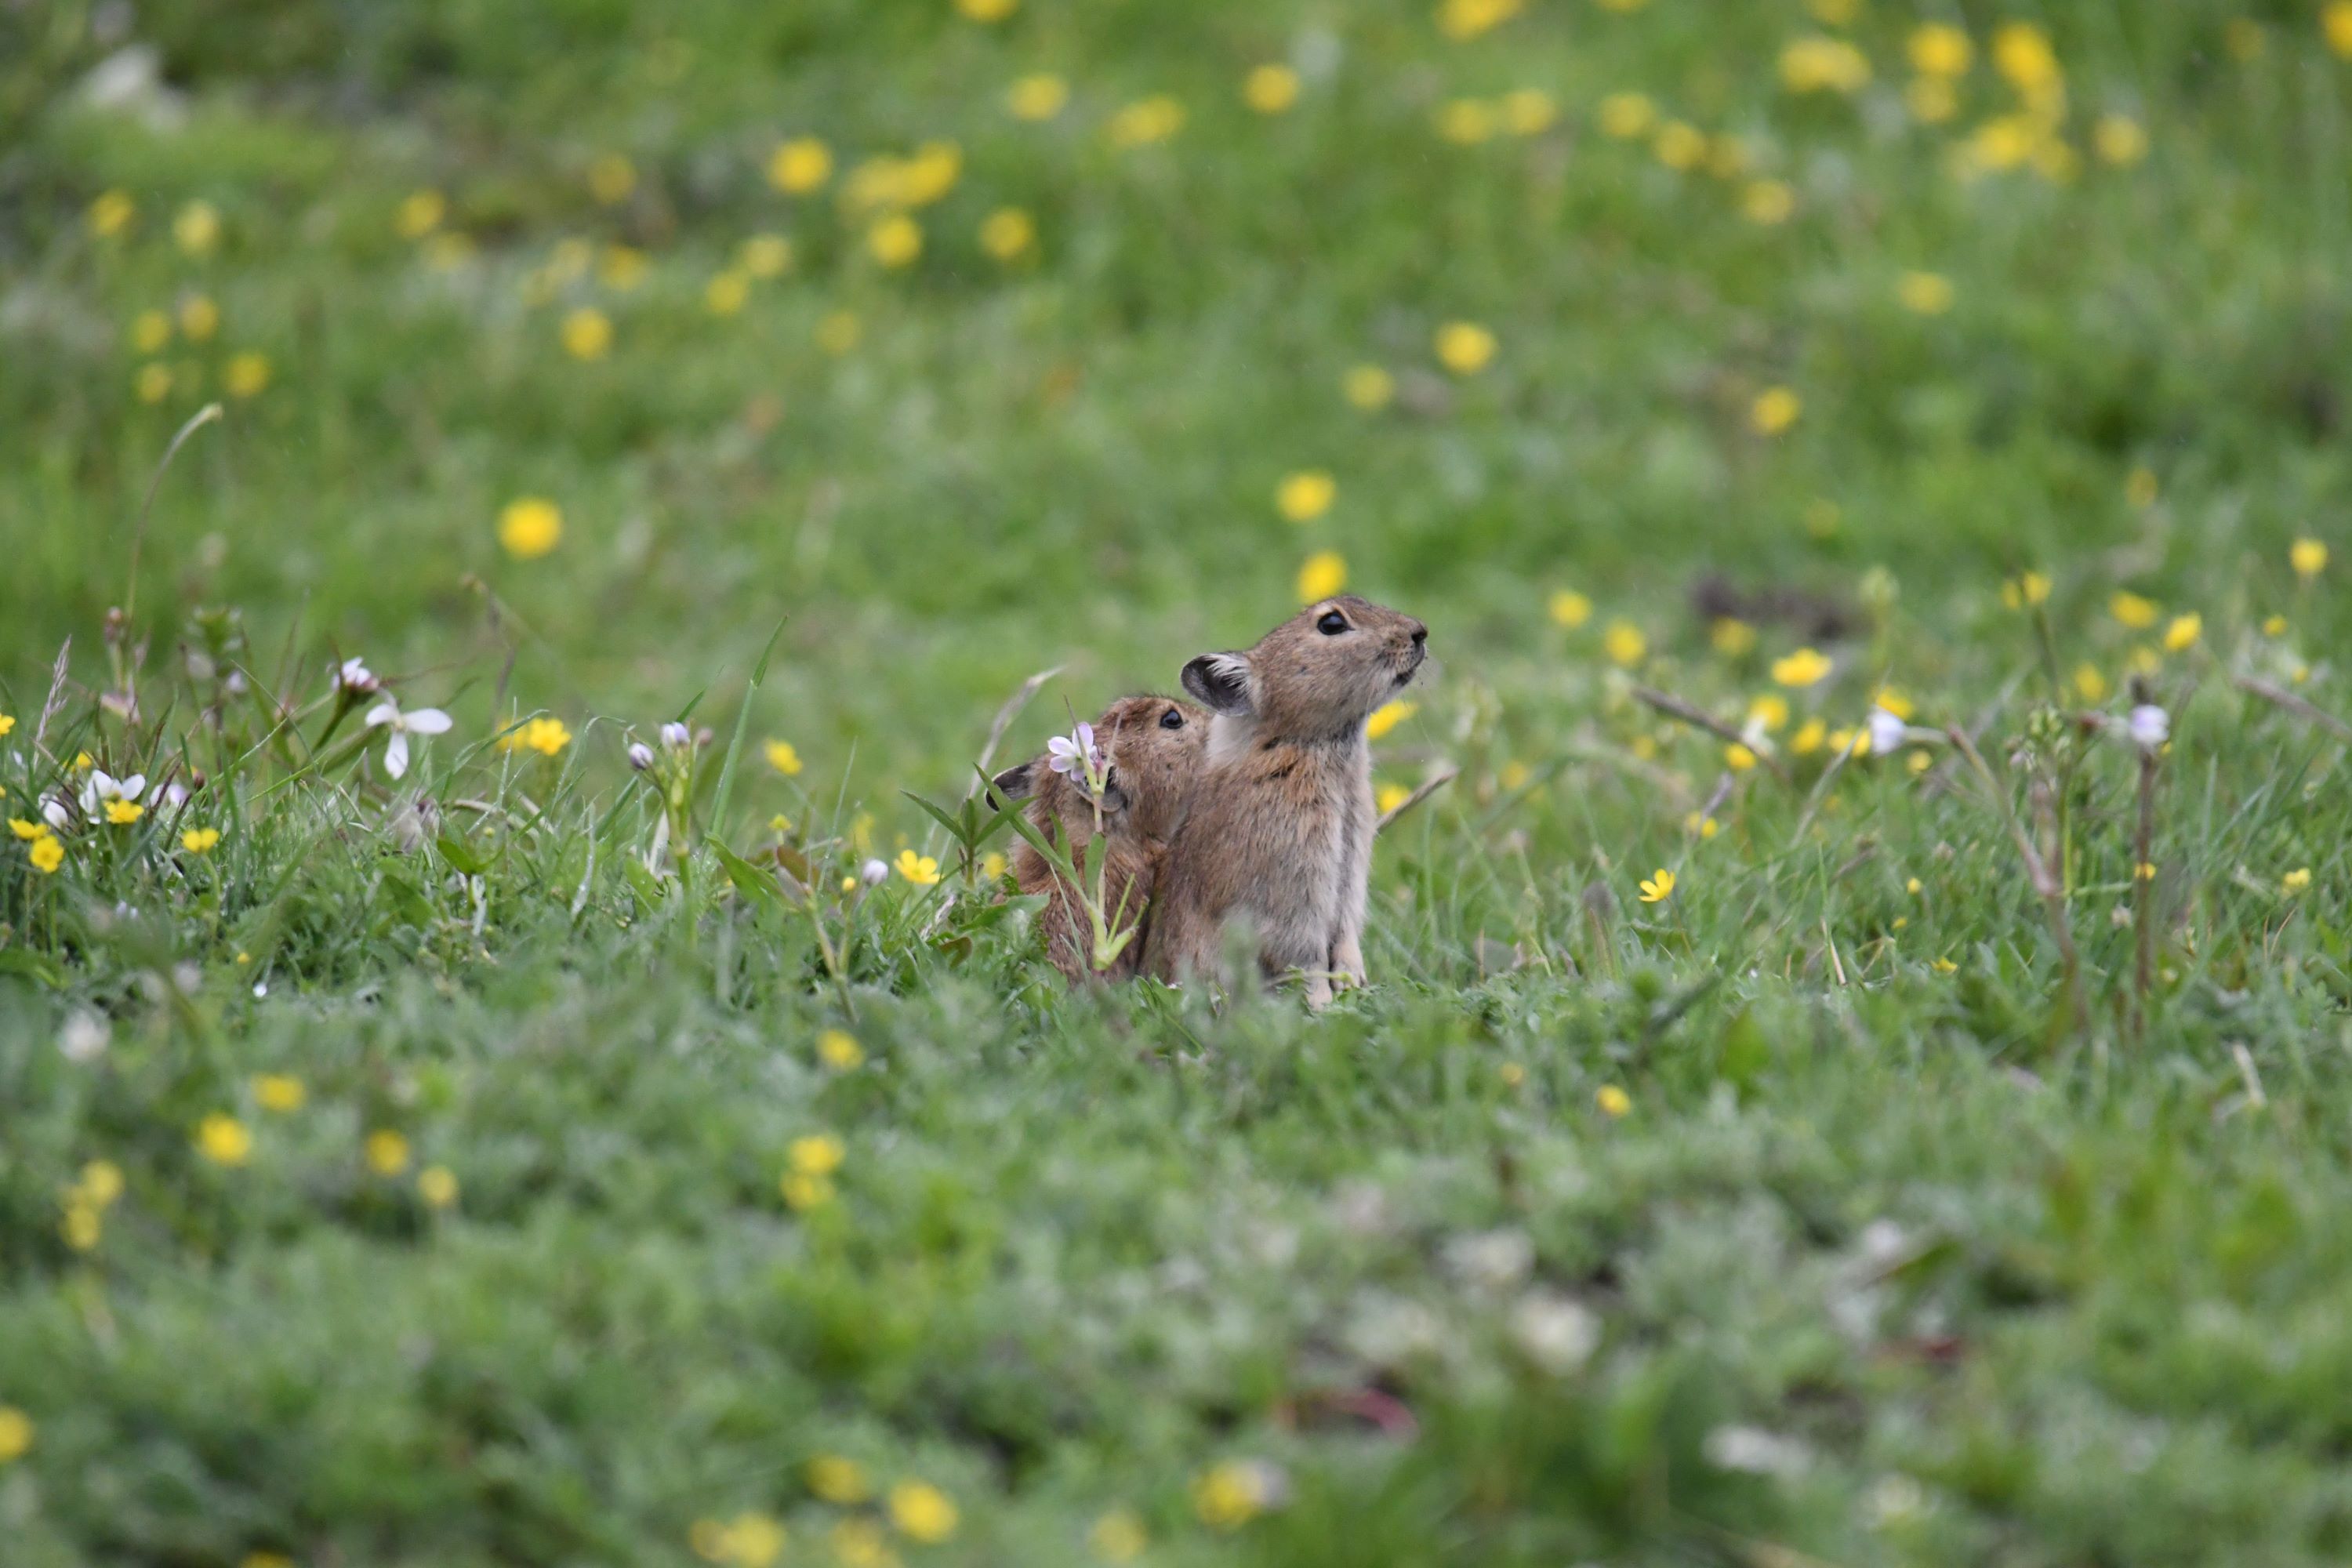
[1409,622,1427,647]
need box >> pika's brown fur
[993,694,1208,983]
[1148,595,1428,1005]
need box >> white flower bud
[2127,703,2169,749]
[627,742,655,771]
[659,721,691,749]
[335,657,379,695]
[1867,706,1907,757]
[860,858,889,886]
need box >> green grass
[6,1,2352,1563]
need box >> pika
[992,694,1208,983]
[1148,595,1428,1005]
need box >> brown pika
[1147,595,1428,1006]
[992,693,1208,983]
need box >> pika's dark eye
[1159,707,1185,730]
[1316,610,1348,636]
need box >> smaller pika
[991,694,1208,983]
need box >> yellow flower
[136,360,172,399]
[365,1130,412,1176]
[2125,466,2159,506]
[29,835,64,874]
[1686,812,1719,838]
[1595,1084,1632,1117]
[132,308,172,354]
[423,232,476,270]
[1007,73,1069,121]
[1748,693,1790,731]
[695,1512,788,1568]
[1751,387,1802,435]
[1779,36,1871,94]
[1498,760,1531,791]
[739,235,791,279]
[769,137,833,193]
[1596,92,1655,140]
[88,188,135,237]
[418,1165,460,1207]
[180,295,220,342]
[1740,180,1795,224]
[2292,538,2328,579]
[888,1481,959,1543]
[979,208,1035,262]
[2282,867,2314,895]
[182,826,221,853]
[1088,1508,1149,1563]
[0,1406,32,1463]
[104,800,143,826]
[1434,321,1497,376]
[397,188,445,238]
[869,215,923,268]
[1710,617,1757,655]
[1724,742,1758,771]
[1297,550,1347,602]
[1108,96,1186,148]
[499,497,564,560]
[1244,64,1301,114]
[1342,364,1394,410]
[503,716,572,757]
[2002,571,2052,609]
[587,153,637,205]
[826,1519,894,1568]
[1436,0,1523,42]
[8,817,41,840]
[1548,589,1592,628]
[61,1200,102,1252]
[77,1160,124,1209]
[2328,2,2352,58]
[2094,114,2148,166]
[1375,782,1412,815]
[895,849,941,886]
[1602,620,1647,666]
[981,851,1007,879]
[706,270,750,315]
[196,1113,253,1167]
[220,351,270,399]
[1931,956,1958,975]
[956,0,1016,19]
[1706,134,1750,178]
[1637,867,1675,903]
[2108,590,2158,630]
[1653,121,1708,170]
[1993,22,2063,100]
[764,739,804,777]
[1897,270,1954,314]
[809,1454,873,1504]
[2162,613,2202,652]
[2264,615,2288,637]
[1771,647,1832,687]
[817,1029,865,1071]
[1436,99,1497,145]
[1192,1461,1276,1529]
[1365,701,1417,741]
[561,307,612,361]
[1874,688,1915,720]
[253,1073,306,1112]
[1908,23,1973,77]
[1277,470,1337,522]
[1905,76,1958,124]
[1501,88,1558,136]
[1791,717,1827,754]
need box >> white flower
[659,720,691,749]
[162,779,190,809]
[2127,703,2169,750]
[1704,1424,1812,1476]
[1867,706,1907,757]
[58,1011,111,1063]
[859,858,890,886]
[1509,1291,1600,1374]
[42,796,73,832]
[80,770,147,822]
[364,697,453,780]
[1047,720,1098,776]
[627,741,655,771]
[334,656,379,694]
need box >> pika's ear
[991,760,1037,801]
[1181,652,1254,717]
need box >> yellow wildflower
[816,1030,865,1071]
[132,309,172,353]
[1908,23,1973,76]
[499,497,563,560]
[2125,466,2159,506]
[413,1166,458,1208]
[2292,538,2327,579]
[1898,270,1955,314]
[1192,1461,1276,1529]
[956,0,1016,19]
[587,154,636,205]
[738,235,790,279]
[1906,76,1958,123]
[136,363,171,402]
[1436,0,1522,42]
[1434,321,1497,375]
[1751,387,1802,435]
[1602,620,1646,666]
[1501,88,1557,135]
[1931,957,1958,975]
[809,1454,873,1503]
[1637,867,1675,903]
[1779,36,1871,94]
[1108,96,1186,148]
[764,739,804,776]
[895,850,941,886]
[1376,782,1412,815]
[706,270,750,315]
[1741,180,1796,223]
[1278,470,1337,522]
[888,1481,958,1543]
[561,307,612,361]
[2094,114,2148,166]
[1771,647,1832,687]
[1549,589,1592,628]
[253,1074,306,1112]
[223,352,271,398]
[1653,121,1708,170]
[1297,550,1347,601]
[182,826,221,853]
[195,1113,252,1167]
[29,835,64,874]
[88,189,134,237]
[1724,742,1758,771]
[2109,590,2158,630]
[781,1172,835,1211]
[1595,1084,1632,1117]
[768,138,833,193]
[12,816,46,840]
[0,1406,32,1463]
[1597,92,1656,140]
[1089,1508,1148,1563]
[1711,617,1757,655]
[1791,717,1827,754]
[180,295,220,342]
[980,208,1035,261]
[826,1519,895,1568]
[2282,867,2314,895]
[1245,64,1301,114]
[1748,693,1790,731]
[1366,701,1417,741]
[1436,99,1497,145]
[365,1130,412,1176]
[1007,74,1069,121]
[396,189,445,238]
[869,215,922,268]
[2162,613,2202,652]
[2328,2,2352,58]
[105,800,143,826]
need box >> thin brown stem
[1631,684,1792,785]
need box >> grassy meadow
[6,0,2352,1562]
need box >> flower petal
[384,730,411,779]
[404,708,454,735]
[119,775,146,801]
[365,702,400,729]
